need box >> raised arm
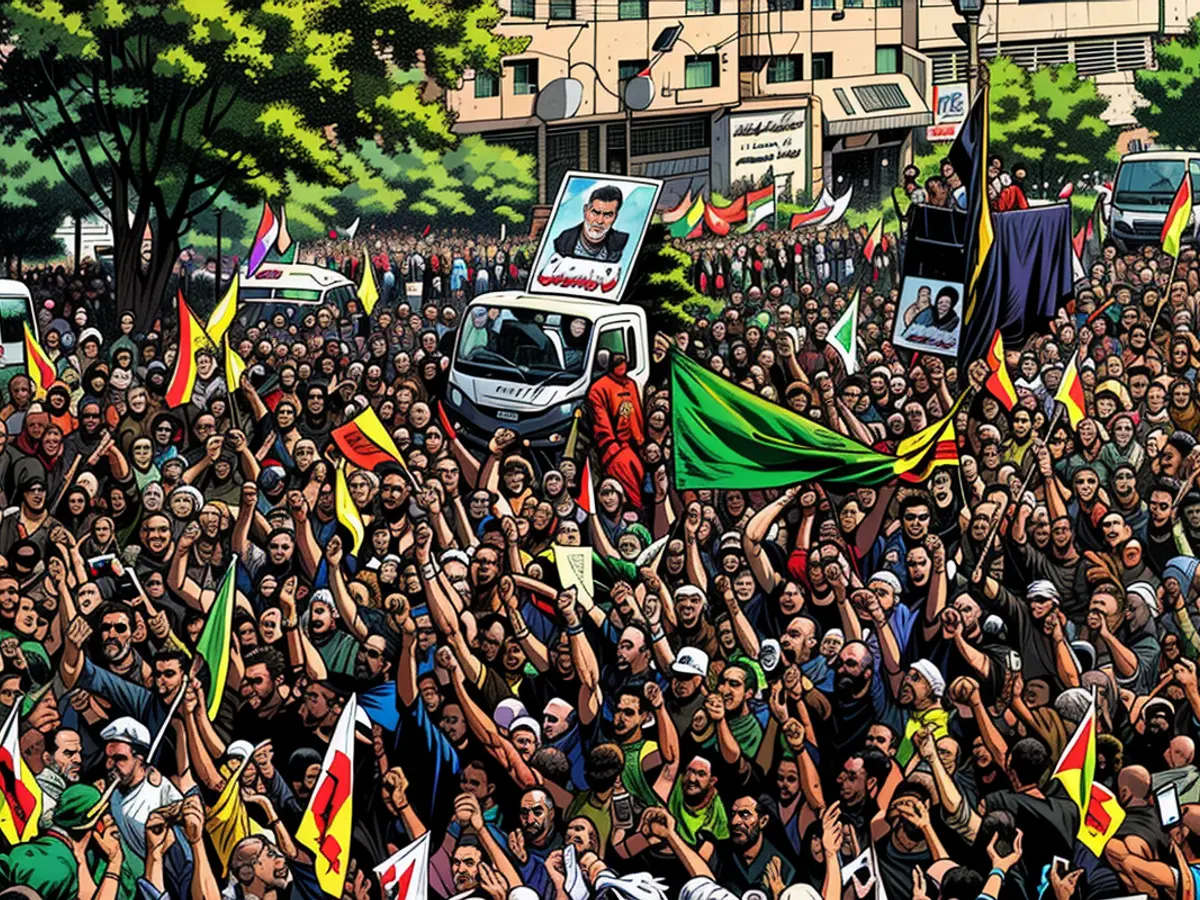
[324,536,369,641]
[560,588,602,725]
[742,486,799,592]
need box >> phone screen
[1157,784,1182,827]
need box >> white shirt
[113,769,183,859]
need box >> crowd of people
[0,160,1199,900]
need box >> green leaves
[1135,17,1200,148]
[986,57,1114,187]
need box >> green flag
[196,557,238,721]
[670,351,900,489]
[828,287,859,375]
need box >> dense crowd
[0,157,1198,900]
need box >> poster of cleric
[528,172,661,302]
[893,276,965,356]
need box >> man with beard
[1014,455,1084,619]
[352,633,391,688]
[664,648,708,736]
[1144,483,1185,577]
[835,748,889,847]
[232,646,302,746]
[507,788,563,899]
[60,607,160,718]
[703,662,763,779]
[666,755,729,849]
[820,641,900,770]
[133,513,175,581]
[609,682,677,809]
[36,727,82,828]
[1086,581,1160,697]
[973,576,1078,693]
[704,794,794,895]
[0,476,61,555]
[895,660,948,766]
[669,586,716,659]
[872,786,945,899]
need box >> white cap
[226,741,256,761]
[909,659,946,699]
[100,717,151,752]
[493,698,528,732]
[868,571,901,593]
[509,716,542,743]
[672,647,710,678]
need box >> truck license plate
[496,410,519,422]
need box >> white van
[445,292,648,460]
[1111,150,1200,250]
[0,280,34,378]
[235,263,357,325]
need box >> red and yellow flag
[1162,174,1193,259]
[893,392,967,483]
[298,696,357,896]
[1052,692,1124,855]
[1055,355,1087,428]
[984,331,1018,411]
[166,290,214,409]
[0,704,41,844]
[23,323,55,398]
[577,458,596,515]
[331,406,405,471]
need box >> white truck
[444,292,648,460]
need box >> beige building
[445,0,1189,214]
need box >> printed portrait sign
[893,276,964,356]
[528,171,661,303]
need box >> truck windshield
[1115,159,1187,208]
[456,306,593,385]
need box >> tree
[624,226,722,334]
[0,0,525,328]
[1134,17,1200,149]
[986,57,1114,193]
[0,155,76,274]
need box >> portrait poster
[528,171,662,303]
[893,276,964,356]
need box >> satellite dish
[536,78,584,121]
[624,75,655,112]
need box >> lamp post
[951,0,984,101]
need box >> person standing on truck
[587,353,645,509]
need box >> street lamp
[951,0,984,101]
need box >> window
[832,87,856,115]
[618,0,647,16]
[878,0,901,7]
[686,0,718,13]
[510,0,535,15]
[812,53,833,80]
[875,46,900,74]
[767,55,804,84]
[630,117,709,155]
[549,0,575,17]
[475,71,500,98]
[684,55,718,89]
[510,60,538,95]
[812,0,834,8]
[844,0,864,7]
[767,0,803,8]
[852,82,907,111]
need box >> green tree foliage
[1134,17,1200,149]
[0,0,523,327]
[987,58,1115,190]
[0,155,79,271]
[624,226,722,333]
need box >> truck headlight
[450,386,464,407]
[558,402,575,416]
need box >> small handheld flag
[577,458,596,515]
[1162,174,1193,259]
[195,558,238,721]
[207,272,240,344]
[828,287,859,375]
[166,290,215,409]
[224,334,248,393]
[335,462,367,557]
[984,331,1018,411]
[1055,355,1087,428]
[298,696,358,896]
[247,202,280,277]
[0,703,41,844]
[23,323,56,398]
[359,249,380,316]
[374,833,430,900]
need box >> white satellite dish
[536,78,584,121]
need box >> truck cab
[444,291,648,461]
[1111,150,1200,250]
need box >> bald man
[1153,735,1200,804]
[1106,765,1171,894]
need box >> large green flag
[196,557,238,721]
[670,351,953,489]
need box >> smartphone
[87,554,117,579]
[1052,857,1069,877]
[1157,784,1182,827]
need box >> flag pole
[1149,247,1184,340]
[970,402,1065,582]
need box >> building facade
[444,0,1197,217]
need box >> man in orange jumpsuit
[586,354,645,508]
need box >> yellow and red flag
[577,458,596,515]
[23,323,55,398]
[1055,354,1087,428]
[0,704,41,844]
[1052,691,1124,855]
[334,462,366,557]
[166,290,215,409]
[298,695,357,896]
[893,392,966,483]
[331,406,405,471]
[984,331,1018,411]
[1162,173,1193,259]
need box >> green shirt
[566,791,613,856]
[0,829,137,900]
[667,779,729,846]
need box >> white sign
[528,172,661,304]
[717,108,808,191]
[926,82,968,143]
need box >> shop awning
[814,75,931,137]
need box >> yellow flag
[207,272,240,344]
[205,751,260,875]
[297,697,356,896]
[224,334,247,393]
[335,462,366,556]
[358,248,379,315]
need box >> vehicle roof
[240,263,354,289]
[1119,151,1200,163]
[0,279,32,296]
[465,291,644,319]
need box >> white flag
[374,833,431,900]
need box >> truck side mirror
[596,348,610,373]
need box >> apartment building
[444,0,1192,218]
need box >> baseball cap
[672,647,709,678]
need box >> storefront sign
[926,82,968,143]
[714,107,808,192]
